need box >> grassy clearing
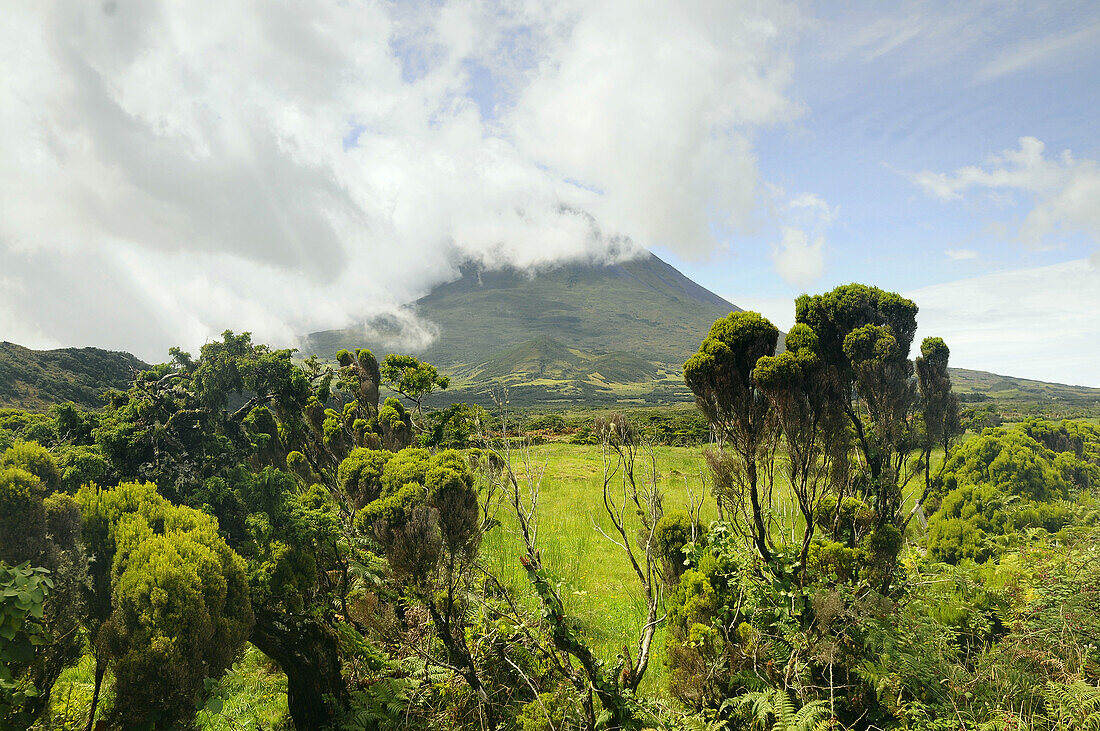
[481,443,715,697]
[480,440,952,697]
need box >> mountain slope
[307,252,739,370]
[304,252,741,404]
[949,367,1100,409]
[0,342,149,411]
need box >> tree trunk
[426,600,496,727]
[84,657,106,731]
[251,611,348,730]
[746,457,771,563]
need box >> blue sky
[660,1,1100,384]
[1,1,1097,385]
[672,1,1099,290]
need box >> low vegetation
[1,283,1097,730]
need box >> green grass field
[480,443,717,697]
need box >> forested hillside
[0,342,148,411]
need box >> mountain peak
[307,252,737,362]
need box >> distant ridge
[0,342,148,412]
[948,367,1100,408]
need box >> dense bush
[79,481,253,729]
[0,443,86,726]
[3,317,1099,730]
[926,420,1099,564]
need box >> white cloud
[788,193,837,227]
[771,227,825,288]
[0,0,802,361]
[909,259,1100,387]
[765,191,834,286]
[509,1,802,258]
[945,248,978,260]
[912,137,1100,249]
[729,295,795,332]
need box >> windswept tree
[686,286,961,581]
[793,284,932,533]
[677,285,962,726]
[82,332,446,728]
[380,353,450,416]
[683,311,780,562]
[353,448,490,719]
[909,336,961,528]
[752,324,850,575]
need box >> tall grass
[479,443,716,696]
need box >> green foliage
[0,408,59,451]
[420,401,477,449]
[379,353,450,413]
[915,338,960,450]
[795,283,918,367]
[795,285,922,521]
[338,447,392,509]
[56,444,110,493]
[1042,681,1100,730]
[683,311,780,422]
[0,440,87,726]
[653,510,699,583]
[356,481,425,536]
[0,563,53,728]
[927,419,1100,564]
[377,396,414,450]
[0,440,61,493]
[357,447,480,569]
[378,447,431,497]
[730,687,830,731]
[79,481,253,729]
[0,466,48,566]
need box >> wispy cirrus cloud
[975,19,1100,82]
[812,0,1100,83]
